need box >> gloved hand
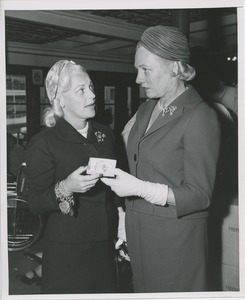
[101,168,168,206]
[101,168,144,197]
[117,207,126,242]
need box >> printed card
[87,157,116,177]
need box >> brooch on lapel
[95,131,106,142]
[157,101,177,116]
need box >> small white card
[87,157,117,177]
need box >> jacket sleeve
[25,133,59,215]
[172,104,220,217]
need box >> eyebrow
[137,64,150,68]
[74,84,85,91]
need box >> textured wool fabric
[139,25,190,62]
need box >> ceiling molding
[5,8,238,71]
[7,41,134,62]
[5,10,146,41]
[7,41,136,72]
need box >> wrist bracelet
[54,181,74,216]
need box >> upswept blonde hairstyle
[173,61,196,81]
[43,60,87,127]
[155,54,196,82]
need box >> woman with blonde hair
[25,60,120,294]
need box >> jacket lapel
[141,86,203,140]
[55,119,100,157]
[143,101,183,138]
[55,118,88,143]
[87,121,98,143]
[133,100,156,144]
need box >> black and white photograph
[0,1,244,300]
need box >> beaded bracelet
[54,181,74,216]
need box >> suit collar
[137,100,157,136]
[180,85,203,108]
[140,85,202,138]
[145,85,202,111]
[55,118,97,143]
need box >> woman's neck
[64,116,88,130]
[159,82,186,107]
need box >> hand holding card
[86,157,117,178]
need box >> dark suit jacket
[26,118,118,244]
[124,85,221,292]
[126,85,220,219]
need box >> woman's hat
[138,25,190,63]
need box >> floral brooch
[95,131,106,142]
[158,101,177,116]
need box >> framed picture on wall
[32,69,43,85]
[104,86,115,104]
[104,104,115,129]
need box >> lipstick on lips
[85,101,96,108]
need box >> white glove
[101,168,168,206]
[117,207,126,242]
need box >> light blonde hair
[43,60,87,127]
[174,61,196,81]
[155,55,196,82]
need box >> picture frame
[32,69,43,85]
[104,86,115,104]
[104,104,115,129]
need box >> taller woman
[25,60,119,294]
[102,26,221,292]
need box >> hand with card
[62,165,102,194]
[100,168,144,198]
[86,157,117,178]
[62,157,117,194]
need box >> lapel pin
[158,102,177,116]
